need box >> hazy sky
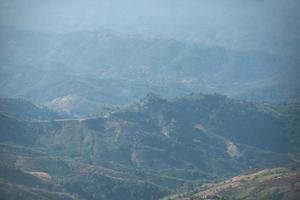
[1,0,300,54]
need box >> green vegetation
[0,98,63,120]
[163,167,300,200]
[0,94,299,199]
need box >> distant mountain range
[0,94,299,199]
[0,27,299,116]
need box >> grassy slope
[163,167,300,200]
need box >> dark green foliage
[0,98,61,120]
[0,95,299,200]
[265,103,300,149]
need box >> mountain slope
[1,27,299,115]
[163,167,300,200]
[0,98,62,120]
[0,94,299,199]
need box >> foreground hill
[0,94,299,199]
[164,167,300,200]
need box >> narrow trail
[34,118,92,123]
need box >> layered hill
[0,94,299,199]
[1,27,299,115]
[0,98,63,120]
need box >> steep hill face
[0,94,299,200]
[130,93,295,153]
[1,27,299,115]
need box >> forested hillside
[0,94,299,200]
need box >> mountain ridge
[0,93,299,199]
[1,27,299,115]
